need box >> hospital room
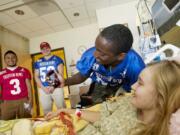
[0,0,179,134]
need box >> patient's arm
[170,108,180,135]
[45,108,101,123]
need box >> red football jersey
[0,67,31,100]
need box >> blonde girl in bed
[46,60,180,135]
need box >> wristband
[75,108,82,118]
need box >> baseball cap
[40,42,51,49]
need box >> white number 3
[10,79,21,95]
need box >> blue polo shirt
[76,47,145,92]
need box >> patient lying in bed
[0,60,179,135]
[0,95,135,135]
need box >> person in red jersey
[0,50,32,120]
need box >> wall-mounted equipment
[151,0,180,35]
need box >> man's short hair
[100,24,133,55]
[4,50,17,59]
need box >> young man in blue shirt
[65,24,145,105]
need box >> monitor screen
[151,0,179,29]
[164,0,179,11]
[152,0,172,28]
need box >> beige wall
[0,27,2,69]
[96,0,140,53]
[0,26,31,69]
[0,27,2,45]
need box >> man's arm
[25,79,33,106]
[57,64,65,87]
[34,69,50,93]
[34,69,44,89]
[65,72,88,86]
[57,64,64,76]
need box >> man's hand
[28,98,33,108]
[24,99,32,114]
[45,111,59,120]
[48,86,55,93]
[43,87,52,94]
[56,72,65,88]
[45,109,65,120]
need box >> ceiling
[0,0,137,39]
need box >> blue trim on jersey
[76,47,145,91]
[34,55,64,86]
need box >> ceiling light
[73,12,80,17]
[15,9,24,15]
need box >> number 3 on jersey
[10,79,21,95]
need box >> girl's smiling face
[131,67,157,110]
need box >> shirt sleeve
[24,68,31,80]
[76,47,96,77]
[34,61,39,69]
[56,56,64,65]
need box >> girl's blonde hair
[134,60,180,135]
